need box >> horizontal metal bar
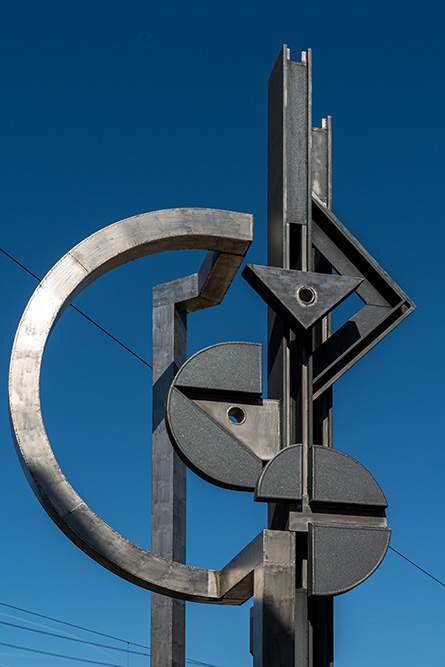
[219,532,264,603]
[288,510,387,532]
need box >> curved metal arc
[8,207,254,604]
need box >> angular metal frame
[311,196,415,398]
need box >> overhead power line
[0,640,124,666]
[0,600,146,649]
[0,619,149,657]
[389,546,445,588]
[0,600,222,667]
[0,246,152,370]
[0,246,41,283]
[69,303,152,369]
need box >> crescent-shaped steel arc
[8,207,255,603]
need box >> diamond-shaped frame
[311,195,415,398]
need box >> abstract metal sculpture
[8,47,414,666]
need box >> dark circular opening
[297,286,316,305]
[227,406,246,425]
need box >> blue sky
[0,1,443,665]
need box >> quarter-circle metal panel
[173,341,262,395]
[254,444,303,502]
[8,207,252,602]
[310,445,388,508]
[309,524,391,596]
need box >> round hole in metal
[296,286,316,305]
[227,406,246,425]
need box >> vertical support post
[267,45,312,457]
[252,531,298,667]
[264,45,334,666]
[151,295,187,667]
[312,116,333,449]
[151,251,248,666]
[311,117,334,667]
[266,44,312,666]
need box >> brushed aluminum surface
[8,207,258,603]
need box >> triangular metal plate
[242,264,363,330]
[193,397,280,461]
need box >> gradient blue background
[0,1,443,665]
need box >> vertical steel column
[264,45,334,666]
[312,116,332,450]
[264,45,312,667]
[151,249,250,666]
[151,293,187,667]
[310,116,334,667]
[267,45,312,459]
[252,531,298,667]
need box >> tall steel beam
[151,291,187,667]
[264,45,334,666]
[151,248,250,666]
[310,116,334,667]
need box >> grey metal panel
[243,264,362,330]
[8,207,253,602]
[255,444,303,502]
[167,387,263,491]
[287,57,311,228]
[268,44,287,271]
[173,342,262,395]
[193,398,280,461]
[311,124,330,206]
[310,445,388,508]
[309,524,391,596]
